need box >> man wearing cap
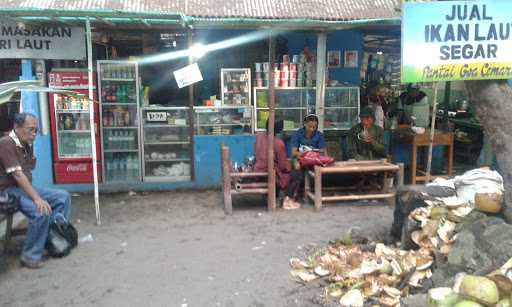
[348,106,386,160]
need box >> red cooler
[48,70,102,183]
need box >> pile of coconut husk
[289,195,476,306]
[290,238,436,306]
[407,195,474,255]
[427,257,512,306]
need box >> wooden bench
[304,160,404,210]
[1,211,26,255]
[221,144,270,215]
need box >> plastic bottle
[112,155,119,180]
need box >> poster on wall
[327,50,341,68]
[173,63,203,88]
[344,50,358,68]
[0,19,85,60]
[402,0,512,82]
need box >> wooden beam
[232,189,268,195]
[267,32,276,211]
[320,193,395,202]
[230,172,267,178]
[221,144,233,215]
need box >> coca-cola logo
[66,164,88,172]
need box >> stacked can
[305,62,315,87]
[289,63,297,87]
[279,62,289,87]
[254,63,263,87]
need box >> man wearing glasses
[0,113,71,269]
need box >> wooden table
[304,160,404,210]
[408,131,453,184]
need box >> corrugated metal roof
[187,0,400,21]
[0,0,401,22]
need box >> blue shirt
[290,128,326,150]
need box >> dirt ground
[0,190,395,307]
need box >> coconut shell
[475,192,503,214]
[497,298,511,307]
[339,289,364,307]
[459,275,499,306]
[453,301,483,307]
[427,287,460,307]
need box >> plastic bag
[298,150,335,167]
[46,213,78,258]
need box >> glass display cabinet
[254,87,359,131]
[141,107,192,182]
[98,60,142,182]
[221,68,251,105]
[194,106,253,135]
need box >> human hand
[364,135,374,144]
[35,198,52,215]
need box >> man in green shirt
[348,106,386,160]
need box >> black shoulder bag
[46,213,78,258]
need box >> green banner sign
[401,0,512,82]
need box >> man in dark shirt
[0,113,72,269]
[348,107,386,160]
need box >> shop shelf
[197,123,250,126]
[144,124,189,128]
[102,126,139,129]
[56,109,90,113]
[103,149,139,153]
[144,141,190,145]
[58,130,91,133]
[101,78,136,82]
[145,158,190,162]
[143,175,191,182]
[101,102,138,106]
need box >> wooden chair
[221,144,269,214]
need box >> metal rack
[141,106,192,182]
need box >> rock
[432,263,466,288]
[442,215,512,277]
[447,230,493,273]
[401,293,427,307]
[503,206,512,224]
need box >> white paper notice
[173,63,203,88]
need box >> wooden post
[397,163,404,187]
[447,135,454,177]
[411,136,417,185]
[315,32,327,132]
[314,166,322,211]
[187,31,196,181]
[304,170,311,203]
[4,214,13,254]
[267,32,277,211]
[426,82,439,182]
[221,145,232,215]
